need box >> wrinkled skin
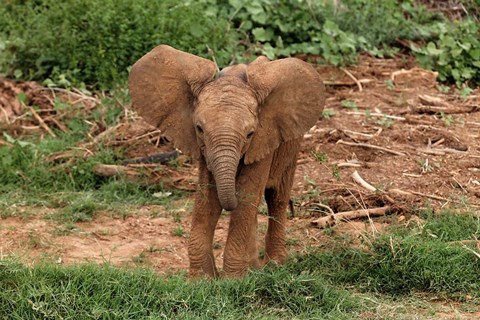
[129,45,325,277]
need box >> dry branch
[340,68,363,91]
[93,164,142,177]
[122,150,179,165]
[28,105,56,137]
[311,206,391,228]
[337,162,362,168]
[336,139,406,156]
[389,188,448,202]
[323,79,373,87]
[413,105,477,115]
[351,171,376,192]
[346,111,405,121]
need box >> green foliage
[0,130,178,218]
[0,0,236,88]
[0,0,449,88]
[413,18,480,86]
[226,0,442,65]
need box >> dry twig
[311,206,390,228]
[340,68,363,91]
[346,111,405,121]
[351,171,376,192]
[28,106,56,137]
[336,139,406,156]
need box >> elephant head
[129,45,325,211]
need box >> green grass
[0,89,187,220]
[289,210,480,298]
[1,210,479,318]
[0,260,358,319]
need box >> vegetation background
[0,0,479,319]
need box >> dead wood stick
[323,79,373,86]
[312,206,391,228]
[0,105,10,124]
[343,129,375,139]
[415,147,467,156]
[413,105,476,114]
[93,164,142,177]
[390,68,438,81]
[122,150,179,165]
[336,139,406,156]
[431,138,445,147]
[310,202,335,215]
[341,68,363,91]
[346,111,406,121]
[418,94,450,107]
[28,106,56,137]
[337,162,362,168]
[0,139,14,147]
[389,188,448,202]
[351,171,376,192]
[448,240,480,246]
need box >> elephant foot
[263,247,287,266]
[223,257,261,278]
[188,255,218,279]
[189,266,218,279]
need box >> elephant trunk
[208,133,241,211]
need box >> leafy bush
[0,0,475,87]
[413,18,480,86]
[225,0,443,64]
[0,0,236,89]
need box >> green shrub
[413,18,480,86]
[225,0,443,64]
[0,0,236,89]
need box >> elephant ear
[129,45,217,159]
[245,58,325,164]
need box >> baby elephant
[129,45,325,278]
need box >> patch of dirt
[1,54,480,279]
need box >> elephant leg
[264,141,300,264]
[223,156,272,277]
[188,158,222,278]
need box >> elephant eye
[196,124,204,134]
[247,131,254,139]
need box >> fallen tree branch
[448,240,480,246]
[346,111,406,121]
[311,206,391,228]
[413,104,477,115]
[93,164,142,178]
[351,171,377,192]
[28,105,56,137]
[341,68,363,91]
[389,188,448,202]
[323,79,373,87]
[336,139,406,156]
[309,202,335,215]
[122,150,179,165]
